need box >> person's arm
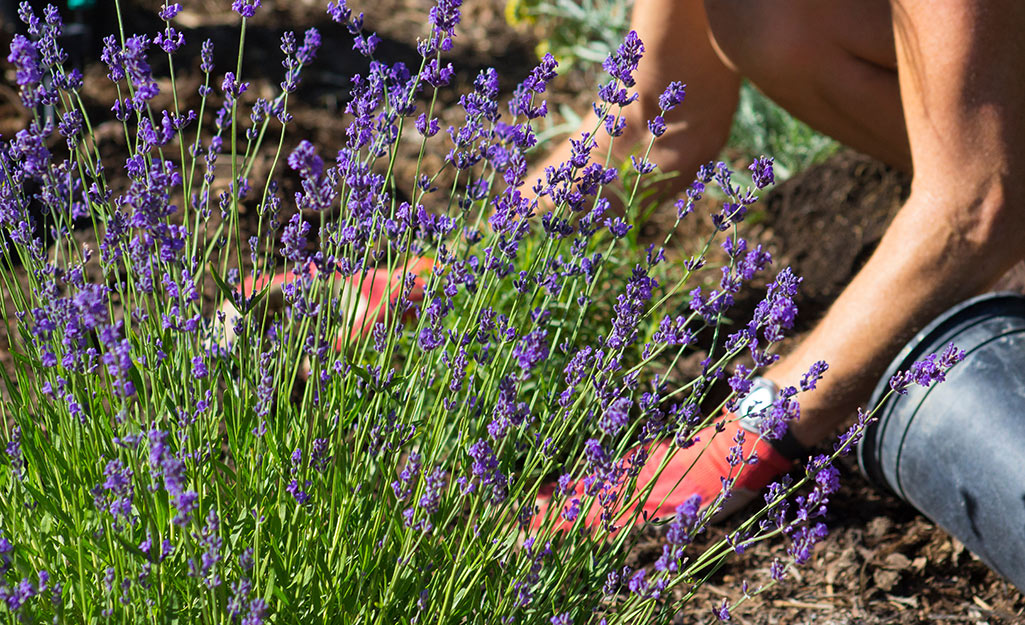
[528,0,740,211]
[775,0,1025,446]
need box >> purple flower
[288,140,324,179]
[630,155,656,174]
[174,491,199,526]
[513,329,549,372]
[608,265,658,350]
[287,479,311,505]
[221,71,249,103]
[231,0,261,18]
[424,0,462,53]
[800,360,829,391]
[392,453,421,501]
[327,0,352,24]
[602,568,626,597]
[627,569,647,596]
[415,113,440,137]
[159,3,182,19]
[747,267,801,361]
[509,53,558,119]
[4,573,41,613]
[421,58,455,88]
[658,81,686,111]
[727,364,753,397]
[5,426,24,481]
[243,598,268,624]
[561,498,581,522]
[603,30,644,87]
[889,342,964,394]
[155,24,184,54]
[833,407,874,453]
[122,34,159,107]
[280,213,311,263]
[787,522,828,565]
[667,494,702,545]
[229,578,252,617]
[647,115,666,137]
[652,315,694,347]
[713,598,731,621]
[310,438,331,472]
[418,468,446,516]
[148,430,198,526]
[513,538,551,607]
[17,2,41,37]
[280,28,321,92]
[583,438,611,477]
[298,27,321,64]
[812,459,841,496]
[196,508,223,587]
[191,355,208,378]
[96,458,135,527]
[749,156,774,189]
[467,438,506,503]
[0,531,12,574]
[756,386,800,441]
[7,35,42,106]
[200,39,214,73]
[599,397,631,436]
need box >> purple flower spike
[749,156,775,189]
[889,342,965,395]
[159,3,182,20]
[599,397,631,436]
[6,426,24,481]
[200,39,214,73]
[287,140,324,179]
[713,598,731,621]
[231,0,261,18]
[658,81,686,111]
[800,360,829,391]
[602,30,644,88]
[426,0,463,53]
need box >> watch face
[738,385,775,418]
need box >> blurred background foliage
[505,0,839,182]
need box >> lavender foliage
[0,0,935,622]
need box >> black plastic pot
[858,292,1025,592]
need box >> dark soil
[1,0,1023,622]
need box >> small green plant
[506,1,838,182]
[506,0,633,67]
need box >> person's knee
[703,0,817,85]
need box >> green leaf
[23,482,74,529]
[113,533,150,562]
[208,263,236,305]
[8,348,41,370]
[210,262,272,315]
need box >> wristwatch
[735,377,806,460]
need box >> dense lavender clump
[0,0,963,622]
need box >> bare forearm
[764,0,1025,447]
[770,189,1025,446]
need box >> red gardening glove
[223,256,434,346]
[533,413,795,534]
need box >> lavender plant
[0,0,960,622]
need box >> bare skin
[533,0,1025,447]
